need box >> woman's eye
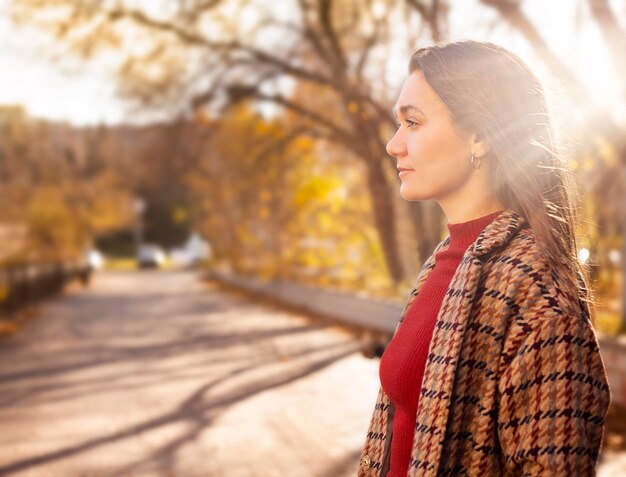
[396,119,419,129]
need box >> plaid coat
[358,208,611,476]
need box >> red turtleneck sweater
[379,209,504,477]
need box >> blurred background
[0,0,624,476]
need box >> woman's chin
[400,184,429,201]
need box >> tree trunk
[365,159,405,284]
[408,201,445,267]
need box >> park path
[0,270,379,477]
[0,270,623,477]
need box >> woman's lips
[398,169,413,177]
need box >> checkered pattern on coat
[358,208,611,477]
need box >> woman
[358,40,611,477]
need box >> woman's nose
[386,129,406,158]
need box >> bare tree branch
[318,0,348,72]
[586,0,626,95]
[355,10,387,81]
[254,92,359,151]
[180,0,223,20]
[106,7,338,90]
[295,0,335,65]
[406,0,448,42]
[478,0,587,98]
[479,0,626,168]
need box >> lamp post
[621,166,626,331]
[133,197,146,254]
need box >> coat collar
[471,208,529,259]
[396,208,529,330]
[405,207,529,476]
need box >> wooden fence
[208,270,626,407]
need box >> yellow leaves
[189,100,382,288]
[259,266,275,281]
[88,196,127,231]
[301,250,320,267]
[292,136,314,152]
[27,188,72,229]
[235,224,252,244]
[294,175,344,207]
[348,101,359,114]
[572,153,594,173]
[317,211,332,229]
[328,185,347,214]
[295,176,327,206]
[172,207,188,224]
[255,122,271,135]
[25,186,86,258]
[259,190,272,202]
[594,135,618,167]
[195,109,215,127]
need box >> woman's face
[387,70,476,203]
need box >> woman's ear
[471,134,491,158]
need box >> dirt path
[0,270,376,477]
[0,270,622,476]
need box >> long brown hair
[408,40,596,318]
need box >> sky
[0,0,624,126]
[0,4,127,125]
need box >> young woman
[358,40,611,476]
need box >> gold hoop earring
[471,154,481,171]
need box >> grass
[103,258,137,270]
[104,258,176,271]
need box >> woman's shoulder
[483,224,590,329]
[482,223,547,285]
[488,227,606,389]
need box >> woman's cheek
[405,131,419,150]
[407,131,428,159]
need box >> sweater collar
[436,208,529,260]
[446,209,505,253]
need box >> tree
[7,0,453,284]
[0,106,136,261]
[8,0,625,319]
[479,0,626,328]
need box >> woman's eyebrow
[392,103,425,117]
